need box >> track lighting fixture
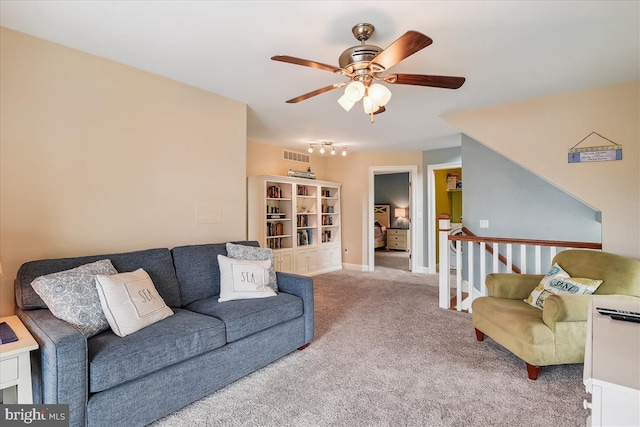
[306,142,347,157]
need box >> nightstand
[387,228,410,251]
[1,315,39,404]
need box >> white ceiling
[1,1,638,153]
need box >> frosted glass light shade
[369,83,392,106]
[344,81,365,102]
[362,96,379,114]
[338,95,355,111]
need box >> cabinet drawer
[387,241,407,249]
[387,235,407,243]
[1,356,19,384]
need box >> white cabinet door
[274,250,293,273]
[321,245,341,270]
[295,248,319,274]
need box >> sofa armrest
[542,294,590,331]
[485,273,543,299]
[542,294,640,331]
[276,272,314,344]
[17,308,88,427]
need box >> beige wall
[324,151,423,268]
[0,28,248,316]
[247,141,423,269]
[443,80,640,258]
[246,140,327,179]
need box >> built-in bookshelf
[248,175,342,275]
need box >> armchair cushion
[485,273,543,300]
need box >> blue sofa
[14,241,314,427]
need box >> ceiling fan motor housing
[338,45,384,76]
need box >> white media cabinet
[583,296,640,426]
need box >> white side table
[1,315,39,404]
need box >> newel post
[438,214,451,309]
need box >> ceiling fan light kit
[272,22,465,123]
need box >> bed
[374,204,390,248]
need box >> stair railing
[438,214,602,312]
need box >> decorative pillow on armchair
[226,242,278,291]
[217,255,277,302]
[30,259,117,337]
[524,263,602,309]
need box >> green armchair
[471,250,640,380]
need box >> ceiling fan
[272,23,466,122]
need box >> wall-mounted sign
[568,132,622,163]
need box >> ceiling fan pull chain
[370,111,375,123]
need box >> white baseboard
[342,263,368,272]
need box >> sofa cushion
[88,308,226,393]
[473,297,555,345]
[16,248,182,310]
[171,241,260,306]
[186,292,303,342]
[553,250,640,297]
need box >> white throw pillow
[226,243,278,291]
[217,255,277,302]
[31,259,117,337]
[95,268,174,337]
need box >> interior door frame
[427,161,462,274]
[368,165,421,273]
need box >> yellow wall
[0,28,248,316]
[434,168,462,260]
[443,80,640,258]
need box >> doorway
[368,166,421,273]
[427,162,462,274]
[374,172,411,271]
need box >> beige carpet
[152,268,588,427]
[375,249,410,271]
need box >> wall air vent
[283,150,310,164]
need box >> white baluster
[466,241,474,313]
[456,240,462,311]
[535,245,542,274]
[520,244,527,274]
[492,243,499,273]
[438,217,451,309]
[480,242,487,296]
[506,243,513,274]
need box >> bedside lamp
[394,208,407,218]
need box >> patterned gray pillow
[31,259,118,337]
[226,243,278,291]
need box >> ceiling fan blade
[285,83,345,103]
[371,31,433,70]
[389,74,466,89]
[271,55,342,73]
